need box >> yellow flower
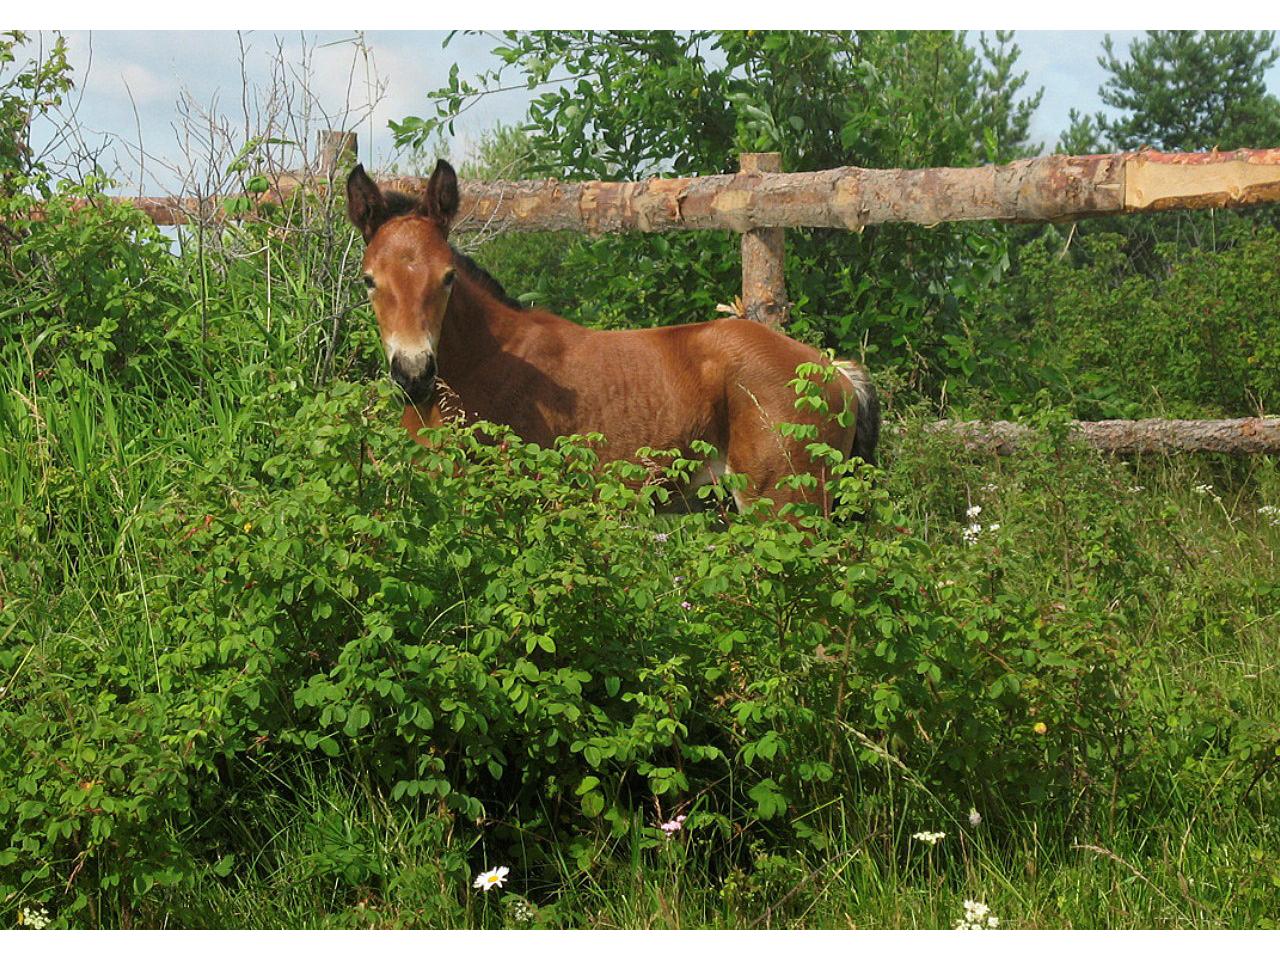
[243,521,253,532]
[1033,722,1048,735]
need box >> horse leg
[401,402,447,447]
[724,382,866,518]
[722,430,831,516]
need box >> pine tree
[1097,30,1280,151]
[976,30,1044,162]
[1055,108,1107,155]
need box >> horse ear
[346,164,388,242]
[420,158,460,231]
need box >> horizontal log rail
[115,147,1280,232]
[928,416,1280,456]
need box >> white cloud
[112,61,171,104]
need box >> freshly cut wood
[930,417,1280,456]
[108,147,1280,230]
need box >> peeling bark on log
[105,147,1280,230]
[930,417,1280,456]
[377,148,1280,233]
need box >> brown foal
[346,159,880,514]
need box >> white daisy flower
[473,866,510,892]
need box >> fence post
[317,130,358,180]
[739,152,788,329]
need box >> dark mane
[382,189,525,312]
[382,189,420,217]
[451,251,525,311]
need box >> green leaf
[581,791,605,817]
[748,779,787,819]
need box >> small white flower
[966,504,982,519]
[986,523,1000,533]
[653,532,670,543]
[1193,483,1213,496]
[660,814,687,835]
[954,898,999,930]
[962,522,983,545]
[1127,485,1145,494]
[507,897,535,924]
[981,483,998,493]
[1259,505,1280,526]
[912,830,945,845]
[473,865,510,891]
[968,807,982,827]
[963,900,989,919]
[17,905,51,930]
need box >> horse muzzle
[389,353,438,406]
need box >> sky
[21,28,1280,196]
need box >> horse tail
[836,360,880,468]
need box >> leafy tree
[0,30,72,185]
[1097,30,1280,151]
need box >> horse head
[346,159,459,405]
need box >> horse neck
[435,272,522,390]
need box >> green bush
[987,225,1280,418]
[11,372,1261,924]
[1,176,182,381]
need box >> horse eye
[363,274,375,289]
[443,269,456,287]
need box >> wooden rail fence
[110,131,1280,455]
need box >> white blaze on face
[383,332,437,377]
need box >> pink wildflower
[660,814,687,835]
